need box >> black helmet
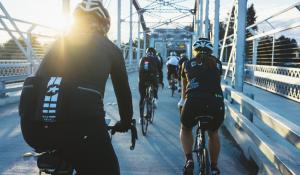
[193,38,213,54]
[146,47,156,55]
[180,53,187,59]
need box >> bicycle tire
[204,148,211,175]
[200,148,206,175]
[141,99,148,136]
[150,98,155,123]
[171,81,176,97]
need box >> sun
[56,14,73,32]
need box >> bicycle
[193,116,213,175]
[140,82,155,136]
[23,119,138,175]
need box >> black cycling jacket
[36,33,133,125]
[181,54,223,98]
[139,55,163,83]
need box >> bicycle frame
[194,121,212,175]
[141,84,155,135]
[170,74,177,97]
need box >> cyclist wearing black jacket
[139,48,163,118]
[20,1,132,175]
[180,38,224,175]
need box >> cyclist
[156,52,164,70]
[178,53,189,91]
[178,53,189,110]
[20,1,132,174]
[166,52,179,88]
[139,47,163,119]
[180,38,224,175]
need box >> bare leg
[180,125,193,157]
[207,130,220,167]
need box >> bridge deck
[0,71,256,175]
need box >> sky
[1,0,299,43]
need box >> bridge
[0,0,300,174]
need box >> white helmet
[193,38,213,54]
[76,0,111,34]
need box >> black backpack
[19,75,104,149]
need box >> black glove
[112,121,131,133]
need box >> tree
[247,4,257,30]
[275,36,298,65]
[1,36,44,60]
[255,35,298,66]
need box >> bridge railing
[222,84,300,175]
[223,64,300,102]
[0,1,142,97]
[220,2,300,91]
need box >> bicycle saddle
[195,116,213,128]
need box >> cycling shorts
[167,64,178,80]
[181,94,224,131]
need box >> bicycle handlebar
[107,119,138,150]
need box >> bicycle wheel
[204,148,211,175]
[199,132,211,175]
[141,98,148,136]
[150,98,155,123]
[171,84,175,97]
[194,130,202,175]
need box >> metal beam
[117,0,121,47]
[199,0,204,36]
[133,0,149,32]
[234,0,248,92]
[204,0,210,38]
[129,0,133,64]
[213,0,220,57]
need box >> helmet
[75,0,111,34]
[193,38,213,54]
[170,52,175,56]
[146,47,156,55]
[180,53,187,59]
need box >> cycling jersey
[139,55,162,83]
[181,55,222,98]
[157,54,164,70]
[138,55,162,113]
[166,56,179,66]
[178,57,189,81]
